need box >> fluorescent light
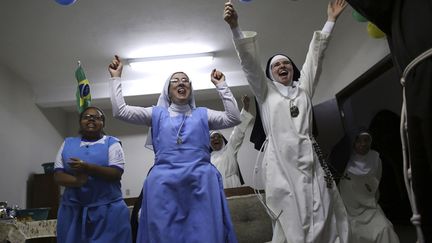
[127,53,214,72]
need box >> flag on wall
[75,62,91,113]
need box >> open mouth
[279,70,289,77]
[86,123,96,129]
[177,87,186,95]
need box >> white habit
[233,29,349,243]
[339,150,400,243]
[211,108,253,188]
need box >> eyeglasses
[169,77,190,84]
[82,114,103,121]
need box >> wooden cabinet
[27,173,60,220]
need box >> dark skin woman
[54,106,131,243]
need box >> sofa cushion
[226,189,273,243]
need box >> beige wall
[313,13,390,104]
[0,65,65,207]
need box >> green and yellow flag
[75,63,91,113]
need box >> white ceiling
[1,0,353,111]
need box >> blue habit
[57,136,132,243]
[137,107,238,243]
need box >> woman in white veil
[108,55,241,243]
[339,130,400,243]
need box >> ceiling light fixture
[127,52,214,72]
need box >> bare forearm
[54,172,86,187]
[85,164,122,181]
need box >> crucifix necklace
[289,100,299,118]
[171,115,187,145]
[282,83,299,118]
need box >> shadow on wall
[368,110,411,224]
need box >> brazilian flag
[75,64,91,113]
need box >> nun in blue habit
[54,106,132,243]
[108,57,240,243]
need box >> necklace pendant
[177,137,182,145]
[290,105,299,117]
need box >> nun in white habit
[223,1,349,242]
[339,131,400,243]
[210,95,254,188]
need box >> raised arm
[208,69,241,130]
[223,1,239,30]
[108,55,152,126]
[224,2,268,104]
[225,95,254,155]
[299,0,346,97]
[328,0,347,22]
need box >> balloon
[55,0,77,6]
[239,0,253,2]
[367,22,386,39]
[352,10,367,22]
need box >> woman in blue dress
[54,106,132,243]
[108,55,240,243]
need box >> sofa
[225,186,273,243]
[126,186,273,243]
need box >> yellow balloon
[367,22,386,39]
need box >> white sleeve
[54,142,65,170]
[109,77,153,126]
[233,31,268,104]
[108,142,125,170]
[322,21,335,34]
[231,26,245,39]
[208,82,241,130]
[298,30,330,98]
[226,108,254,155]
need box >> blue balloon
[55,0,77,6]
[239,0,253,2]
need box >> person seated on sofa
[338,130,400,243]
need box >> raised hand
[223,2,239,29]
[108,55,123,78]
[241,95,250,111]
[327,0,347,22]
[211,69,226,86]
